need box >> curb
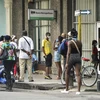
[13,82,65,90]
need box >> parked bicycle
[61,57,98,87]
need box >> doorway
[97,23,100,74]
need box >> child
[32,54,38,73]
[92,40,99,69]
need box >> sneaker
[56,76,61,80]
[6,87,13,92]
[48,76,52,79]
[45,76,52,79]
[61,89,69,93]
[76,92,80,95]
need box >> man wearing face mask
[42,32,52,79]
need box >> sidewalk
[14,73,65,90]
[12,72,98,92]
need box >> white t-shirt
[10,41,18,49]
[18,36,34,59]
[10,41,19,57]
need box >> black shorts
[68,53,81,67]
[45,53,52,67]
[91,54,99,63]
[67,53,81,74]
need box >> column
[4,0,12,35]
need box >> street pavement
[13,72,99,92]
[0,71,99,93]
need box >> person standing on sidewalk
[1,35,17,91]
[42,32,52,79]
[53,36,63,79]
[61,33,67,69]
[32,53,38,73]
[10,35,19,79]
[61,28,82,95]
[18,30,34,82]
[91,40,99,69]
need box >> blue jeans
[32,61,38,72]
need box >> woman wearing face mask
[91,40,99,69]
[61,28,82,95]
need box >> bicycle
[61,57,98,87]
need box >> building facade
[1,0,100,73]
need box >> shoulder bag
[71,40,80,54]
[23,37,30,47]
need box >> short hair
[4,35,11,41]
[92,40,97,45]
[58,36,63,42]
[22,30,27,36]
[71,28,78,38]
[0,35,5,41]
[46,32,51,36]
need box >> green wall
[0,0,6,36]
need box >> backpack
[57,39,68,56]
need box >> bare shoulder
[67,40,73,46]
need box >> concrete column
[4,0,12,35]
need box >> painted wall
[0,0,6,35]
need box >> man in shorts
[42,32,52,79]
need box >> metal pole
[22,0,25,30]
[78,15,81,41]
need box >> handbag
[0,47,8,60]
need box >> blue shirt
[32,54,38,62]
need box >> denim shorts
[54,51,61,62]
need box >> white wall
[0,0,6,35]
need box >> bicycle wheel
[82,66,98,87]
[61,68,66,85]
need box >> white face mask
[72,37,77,41]
[47,36,51,39]
[14,39,17,42]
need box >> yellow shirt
[42,39,51,55]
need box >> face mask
[95,43,97,46]
[14,39,17,42]
[72,37,77,41]
[47,36,50,39]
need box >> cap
[67,31,71,37]
[11,35,16,40]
